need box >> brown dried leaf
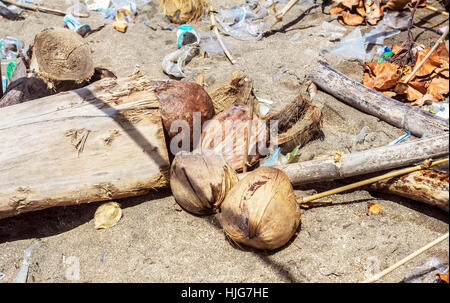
[341,10,365,26]
[335,0,360,9]
[366,0,384,25]
[427,77,449,101]
[414,43,450,77]
[364,62,401,90]
[406,81,426,101]
[356,0,366,17]
[330,4,346,14]
[381,91,397,98]
[435,272,449,283]
[383,0,411,11]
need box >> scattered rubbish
[100,250,108,264]
[363,43,449,102]
[437,25,449,35]
[86,0,111,11]
[64,14,91,37]
[160,0,206,24]
[355,126,368,144]
[143,21,156,31]
[66,2,90,18]
[381,9,410,30]
[1,0,67,17]
[402,257,448,283]
[264,144,301,166]
[214,1,268,41]
[319,21,347,40]
[0,4,21,20]
[386,132,411,146]
[290,32,302,44]
[12,242,37,283]
[367,202,383,214]
[199,32,232,54]
[377,46,392,62]
[162,44,201,78]
[321,28,366,61]
[435,270,449,283]
[176,25,200,48]
[0,272,5,281]
[425,102,449,120]
[94,202,123,229]
[0,36,24,59]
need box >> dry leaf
[366,0,383,25]
[330,4,346,14]
[427,77,449,101]
[337,0,360,9]
[414,43,449,77]
[364,62,401,90]
[368,203,383,214]
[356,0,366,17]
[410,93,435,106]
[383,0,411,11]
[341,10,365,25]
[435,272,449,283]
[406,80,428,101]
[381,91,397,98]
[94,202,123,229]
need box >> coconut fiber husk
[208,75,254,113]
[160,0,207,24]
[29,28,94,90]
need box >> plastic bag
[162,45,201,78]
[199,32,231,53]
[382,10,410,30]
[215,1,268,41]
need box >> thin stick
[265,0,300,33]
[425,5,449,17]
[362,232,449,283]
[0,61,3,99]
[1,0,84,17]
[298,158,449,204]
[403,26,449,83]
[205,0,236,65]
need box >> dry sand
[0,0,448,283]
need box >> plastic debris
[0,4,21,20]
[355,126,368,144]
[66,2,90,18]
[86,0,111,11]
[12,242,38,283]
[199,32,232,54]
[162,45,201,78]
[0,272,5,281]
[427,102,449,120]
[290,32,302,44]
[437,25,449,35]
[402,257,448,283]
[264,144,301,166]
[386,132,411,146]
[0,36,24,59]
[177,25,200,48]
[100,250,108,264]
[64,15,91,37]
[382,9,410,30]
[214,1,268,41]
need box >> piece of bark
[310,61,449,138]
[273,133,449,186]
[369,169,449,212]
[0,74,170,220]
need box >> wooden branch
[0,75,170,220]
[1,0,78,17]
[205,0,236,65]
[425,5,449,17]
[298,158,448,204]
[362,232,449,283]
[264,0,300,33]
[310,61,449,138]
[273,133,449,186]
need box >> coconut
[156,81,215,152]
[170,151,238,215]
[219,166,301,250]
[199,104,269,171]
[160,0,207,24]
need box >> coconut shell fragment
[170,151,238,215]
[94,202,123,229]
[219,166,301,250]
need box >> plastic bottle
[0,37,24,60]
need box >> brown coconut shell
[208,75,254,113]
[219,166,301,250]
[29,28,94,89]
[160,0,207,24]
[156,80,215,152]
[170,151,238,215]
[199,104,269,172]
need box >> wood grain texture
[0,75,170,219]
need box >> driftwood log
[273,133,449,186]
[0,74,171,220]
[310,61,449,138]
[370,169,449,212]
